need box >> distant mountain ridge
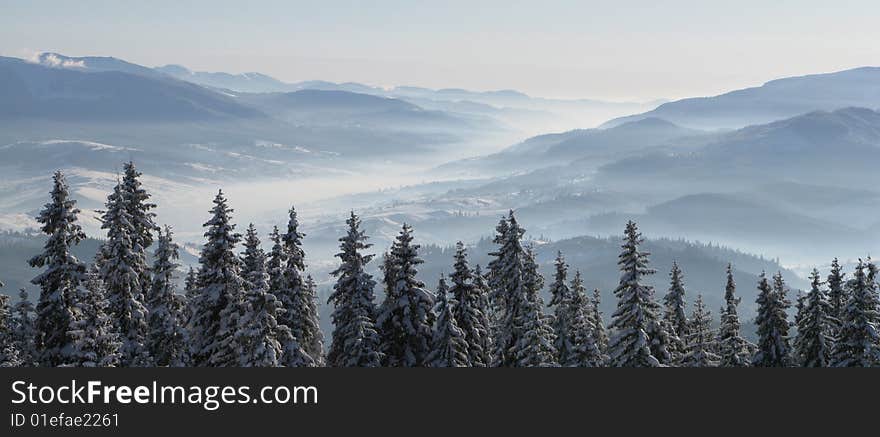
[34,52,164,78]
[435,117,706,176]
[602,66,880,130]
[0,56,265,121]
[598,107,880,189]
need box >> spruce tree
[99,181,151,366]
[240,224,267,291]
[511,247,557,367]
[717,264,751,367]
[379,250,398,311]
[189,190,245,367]
[278,328,315,367]
[794,291,807,333]
[265,226,286,300]
[278,207,324,365]
[794,269,834,367]
[486,211,531,367]
[12,288,37,366]
[508,248,559,367]
[471,264,495,365]
[663,262,688,360]
[147,226,187,366]
[565,272,604,366]
[183,267,199,314]
[120,161,158,252]
[607,221,663,367]
[681,295,719,367]
[119,162,158,301]
[548,252,572,308]
[448,242,491,367]
[646,301,674,365]
[376,224,435,366]
[591,288,609,356]
[752,272,792,367]
[327,212,382,367]
[548,252,575,365]
[67,268,121,367]
[235,235,288,367]
[302,275,325,365]
[831,259,880,367]
[0,293,22,367]
[29,171,87,366]
[826,258,846,334]
[427,276,470,367]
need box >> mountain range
[0,56,263,121]
[603,67,880,130]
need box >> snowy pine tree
[240,224,268,291]
[794,291,807,333]
[278,207,324,365]
[376,224,436,366]
[447,243,491,366]
[826,258,846,335]
[608,221,663,367]
[189,190,245,367]
[646,301,674,365]
[98,181,151,366]
[510,247,557,367]
[302,275,325,365]
[831,259,880,367]
[147,226,187,366]
[486,211,533,367]
[591,288,609,356]
[265,226,287,301]
[565,272,604,367]
[752,272,792,367]
[681,295,719,367]
[235,233,288,367]
[66,268,122,367]
[471,264,495,365]
[0,293,22,367]
[794,269,834,367]
[119,162,158,297]
[427,276,470,367]
[12,289,37,366]
[236,224,312,367]
[29,171,87,366]
[380,250,397,304]
[717,264,752,367]
[327,212,382,367]
[663,262,689,360]
[183,267,198,307]
[548,252,576,365]
[120,162,157,250]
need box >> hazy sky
[3,0,880,101]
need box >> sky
[2,0,880,101]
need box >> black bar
[0,368,871,436]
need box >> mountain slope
[35,52,164,78]
[0,56,265,121]
[155,64,294,93]
[597,107,880,189]
[240,89,503,132]
[603,67,880,130]
[436,117,706,176]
